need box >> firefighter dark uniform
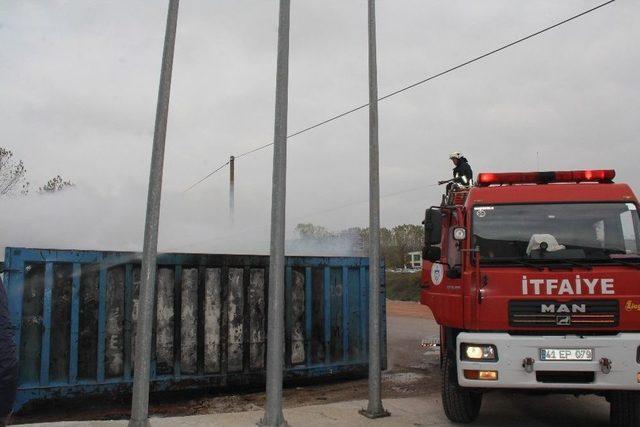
[452,156,473,186]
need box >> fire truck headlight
[461,344,498,361]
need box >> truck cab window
[472,203,640,262]
[621,207,640,254]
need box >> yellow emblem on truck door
[625,300,640,312]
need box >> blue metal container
[2,247,386,412]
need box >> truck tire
[441,352,482,423]
[610,391,640,427]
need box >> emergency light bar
[476,169,615,186]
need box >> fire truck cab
[421,170,640,426]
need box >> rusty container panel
[18,263,44,385]
[249,268,266,370]
[78,264,99,381]
[130,266,141,375]
[227,268,244,373]
[3,248,386,413]
[203,268,221,374]
[180,268,198,375]
[310,268,325,364]
[290,269,305,365]
[155,268,175,376]
[105,267,125,379]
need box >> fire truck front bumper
[456,332,640,390]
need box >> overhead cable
[185,0,615,191]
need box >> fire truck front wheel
[609,391,640,427]
[442,352,482,423]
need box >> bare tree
[39,175,75,193]
[294,223,331,240]
[0,147,29,196]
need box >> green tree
[391,224,424,267]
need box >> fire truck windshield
[472,202,640,263]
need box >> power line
[183,160,229,192]
[185,0,615,191]
[171,183,439,251]
[378,0,614,102]
[298,183,439,220]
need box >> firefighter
[0,275,17,427]
[438,152,473,189]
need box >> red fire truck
[421,170,640,426]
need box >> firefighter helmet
[449,151,462,160]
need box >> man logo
[556,315,571,326]
[541,303,586,314]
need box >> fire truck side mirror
[423,208,442,246]
[422,246,441,262]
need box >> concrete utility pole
[260,0,290,426]
[229,155,235,222]
[129,1,179,426]
[360,0,390,419]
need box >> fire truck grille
[509,300,619,328]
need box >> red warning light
[477,170,615,186]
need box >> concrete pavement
[15,391,610,427]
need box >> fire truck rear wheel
[441,352,482,423]
[609,391,640,427]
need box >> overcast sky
[1,0,638,256]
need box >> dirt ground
[11,300,440,425]
[386,300,434,319]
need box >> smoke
[0,183,363,262]
[0,183,269,261]
[1,185,141,259]
[287,234,364,257]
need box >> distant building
[408,251,422,269]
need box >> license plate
[540,348,593,361]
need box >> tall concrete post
[128,1,180,426]
[360,0,390,419]
[260,0,291,426]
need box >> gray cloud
[1,0,638,256]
